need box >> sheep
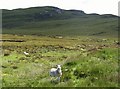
[23,51,29,57]
[49,65,62,82]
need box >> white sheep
[49,65,62,82]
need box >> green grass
[1,34,119,87]
[3,17,118,37]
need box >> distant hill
[2,6,119,37]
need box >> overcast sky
[0,0,119,15]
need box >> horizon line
[1,6,119,16]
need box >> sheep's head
[57,65,61,70]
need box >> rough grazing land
[1,34,119,87]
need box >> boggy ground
[1,34,119,87]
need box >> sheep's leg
[57,77,60,82]
[50,77,53,83]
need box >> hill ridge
[2,6,118,37]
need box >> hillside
[2,6,119,37]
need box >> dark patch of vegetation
[4,50,11,56]
[91,32,106,36]
[11,65,18,69]
[1,39,25,42]
[65,61,77,66]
